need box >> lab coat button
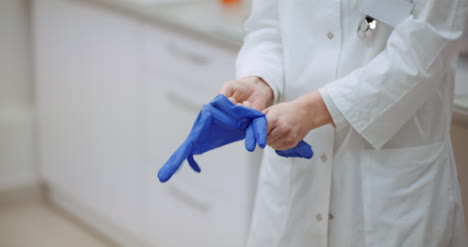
[316,214,322,222]
[329,214,334,220]
[327,32,334,40]
[320,154,328,162]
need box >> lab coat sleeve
[319,88,350,131]
[321,0,467,149]
[236,0,284,103]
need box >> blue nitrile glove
[158,94,313,183]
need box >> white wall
[0,0,37,189]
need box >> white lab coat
[236,0,468,246]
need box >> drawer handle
[167,43,210,65]
[165,90,203,113]
[168,184,210,213]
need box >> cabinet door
[141,24,260,247]
[34,0,144,239]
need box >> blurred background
[0,0,467,246]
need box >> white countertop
[82,0,247,49]
[80,0,468,125]
[146,1,247,42]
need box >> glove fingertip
[245,139,256,152]
[258,141,267,149]
[274,140,314,159]
[245,142,256,152]
[188,155,202,173]
[254,117,267,149]
[157,166,172,183]
[158,155,183,182]
[245,124,256,152]
[297,141,314,159]
[303,149,314,159]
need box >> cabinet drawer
[142,25,255,247]
[148,179,249,247]
[143,24,237,96]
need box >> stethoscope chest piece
[357,16,378,39]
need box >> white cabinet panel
[34,0,144,240]
[141,73,255,247]
[143,24,237,103]
[141,24,259,247]
[35,1,259,246]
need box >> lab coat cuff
[323,80,389,150]
[318,88,349,131]
[236,70,282,104]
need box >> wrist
[295,91,334,130]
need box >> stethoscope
[357,15,378,39]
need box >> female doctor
[219,0,468,246]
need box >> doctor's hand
[219,76,274,111]
[264,91,334,151]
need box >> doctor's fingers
[219,82,234,96]
[267,124,299,150]
[264,108,278,135]
[268,135,296,150]
[237,101,252,108]
[267,127,289,148]
[218,82,238,104]
[219,82,243,103]
[267,134,283,149]
[220,80,251,100]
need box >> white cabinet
[33,0,145,241]
[140,24,259,247]
[34,1,259,246]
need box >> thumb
[219,84,234,98]
[242,101,252,108]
